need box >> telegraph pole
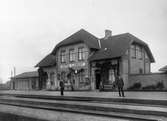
[11,70,13,78]
[13,67,16,77]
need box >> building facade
[36,29,155,90]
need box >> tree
[0,77,3,84]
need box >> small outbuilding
[159,65,167,73]
[11,71,39,90]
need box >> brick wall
[56,43,90,90]
[129,73,167,89]
[129,45,151,74]
[121,52,129,89]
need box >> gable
[89,33,155,62]
[51,29,100,55]
[129,33,155,63]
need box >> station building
[36,29,155,90]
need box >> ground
[0,104,129,121]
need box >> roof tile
[35,54,56,67]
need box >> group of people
[59,75,125,97]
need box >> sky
[0,0,167,83]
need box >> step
[103,84,116,91]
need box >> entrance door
[95,72,101,89]
[108,69,115,84]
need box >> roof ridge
[112,32,129,37]
[17,71,37,75]
[13,71,38,79]
[100,33,130,40]
[126,33,148,45]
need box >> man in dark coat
[116,75,125,97]
[71,79,75,91]
[59,80,64,96]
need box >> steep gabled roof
[36,29,155,67]
[51,29,100,54]
[35,54,56,67]
[89,33,155,62]
[89,33,131,61]
[13,71,38,79]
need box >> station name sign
[60,62,86,69]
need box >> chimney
[104,29,112,39]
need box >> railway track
[0,95,166,121]
[1,93,167,106]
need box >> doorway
[95,72,101,89]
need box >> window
[145,52,149,59]
[131,45,136,58]
[78,47,85,61]
[131,44,142,59]
[50,73,55,86]
[138,47,142,59]
[69,49,75,62]
[145,52,149,63]
[136,46,139,58]
[78,70,85,83]
[60,50,66,63]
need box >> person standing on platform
[71,79,75,91]
[116,75,125,97]
[59,80,64,96]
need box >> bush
[156,81,164,90]
[142,85,156,90]
[128,82,142,90]
[142,81,164,91]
